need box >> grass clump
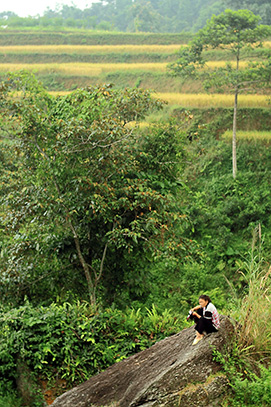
[233,231,271,360]
[214,230,271,406]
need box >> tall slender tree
[170,9,271,178]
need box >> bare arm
[190,304,202,318]
[191,305,201,311]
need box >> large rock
[51,316,233,407]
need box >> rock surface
[51,316,232,407]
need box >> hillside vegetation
[0,22,271,407]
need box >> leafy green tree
[169,9,271,178]
[0,71,185,305]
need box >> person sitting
[187,294,220,345]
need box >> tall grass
[228,226,271,361]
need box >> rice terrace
[0,29,270,137]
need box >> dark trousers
[194,308,217,335]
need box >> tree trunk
[232,88,238,179]
[73,232,95,304]
[232,46,240,180]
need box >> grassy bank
[0,31,193,45]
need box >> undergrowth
[0,302,183,404]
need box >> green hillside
[0,21,271,407]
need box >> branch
[95,222,116,285]
[67,128,134,154]
[239,78,270,87]
[97,242,108,284]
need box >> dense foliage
[0,302,182,390]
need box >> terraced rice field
[0,33,270,108]
[0,60,258,75]
[0,62,169,74]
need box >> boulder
[51,316,233,407]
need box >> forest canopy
[0,0,270,33]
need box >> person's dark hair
[199,294,211,304]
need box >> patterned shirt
[203,302,220,330]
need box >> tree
[0,71,185,305]
[169,9,271,178]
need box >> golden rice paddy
[0,60,257,76]
[1,42,269,54]
[222,130,271,140]
[154,93,270,108]
[0,62,168,75]
[0,44,181,54]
